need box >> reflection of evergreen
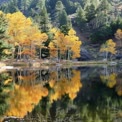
[0,73,12,118]
[25,96,82,122]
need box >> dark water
[0,65,122,122]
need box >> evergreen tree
[59,10,68,26]
[54,1,72,34]
[46,0,57,12]
[85,4,96,22]
[2,0,19,13]
[61,0,76,14]
[39,6,51,33]
[18,0,32,16]
[55,0,65,12]
[0,12,12,60]
[33,1,51,33]
[91,0,100,9]
[81,0,91,9]
[97,0,111,14]
[60,14,72,35]
[76,5,86,28]
[54,1,64,26]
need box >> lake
[0,65,122,122]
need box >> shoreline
[0,59,121,68]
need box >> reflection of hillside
[76,75,122,122]
[75,66,122,122]
[0,66,122,122]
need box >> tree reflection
[0,72,13,121]
[100,66,122,96]
[0,66,122,122]
[49,70,82,102]
[1,68,82,121]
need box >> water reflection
[100,66,122,96]
[0,66,121,122]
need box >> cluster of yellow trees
[1,10,122,61]
[49,28,82,60]
[0,11,82,60]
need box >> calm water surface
[0,65,122,122]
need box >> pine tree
[46,0,58,11]
[54,1,65,26]
[0,11,12,60]
[81,0,91,9]
[31,0,51,33]
[97,0,111,14]
[5,0,19,13]
[54,1,72,33]
[76,5,86,28]
[39,6,51,33]
[85,4,96,22]
[91,0,100,9]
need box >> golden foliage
[49,28,82,59]
[6,11,48,58]
[4,78,13,85]
[3,49,12,55]
[100,39,116,54]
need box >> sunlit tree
[100,39,116,60]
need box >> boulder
[115,55,122,60]
[78,48,94,61]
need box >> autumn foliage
[100,39,116,60]
[0,11,82,61]
[49,28,82,60]
[6,12,48,59]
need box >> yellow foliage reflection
[100,73,117,88]
[49,70,82,102]
[100,72,122,96]
[116,77,122,96]
[5,84,48,118]
[2,69,82,119]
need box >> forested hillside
[0,0,122,60]
[0,0,122,44]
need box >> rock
[78,48,94,61]
[115,55,122,60]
